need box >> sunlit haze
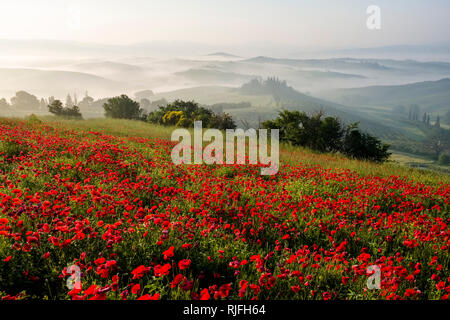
[1,0,450,49]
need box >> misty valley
[0,44,449,172]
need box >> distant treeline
[240,77,298,105]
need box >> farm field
[0,117,449,300]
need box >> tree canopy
[48,99,82,119]
[103,95,144,120]
[263,110,390,162]
[147,99,236,130]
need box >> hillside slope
[319,78,450,112]
[0,117,448,301]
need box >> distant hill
[72,61,144,74]
[317,44,450,61]
[320,78,450,112]
[242,56,450,78]
[67,61,148,82]
[0,68,127,98]
[243,56,390,72]
[174,68,256,84]
[151,81,402,140]
[205,52,241,58]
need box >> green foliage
[421,126,450,159]
[438,153,450,165]
[27,114,42,124]
[148,99,236,129]
[342,124,391,162]
[263,110,391,162]
[208,112,236,130]
[103,95,144,120]
[445,110,450,125]
[48,100,82,119]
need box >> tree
[425,127,448,159]
[208,112,237,130]
[0,98,9,108]
[48,99,64,115]
[445,110,450,125]
[262,110,390,162]
[10,91,40,110]
[435,115,441,128]
[103,95,143,120]
[65,94,74,108]
[48,99,82,119]
[342,124,390,162]
[78,94,94,109]
[319,116,344,152]
[409,104,420,121]
[262,110,343,152]
[147,99,236,129]
[438,153,450,165]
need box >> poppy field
[0,118,449,300]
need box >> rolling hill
[0,68,129,99]
[319,78,450,113]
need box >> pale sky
[0,0,449,49]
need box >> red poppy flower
[137,293,160,300]
[163,246,175,260]
[131,284,141,295]
[200,288,210,300]
[178,259,191,270]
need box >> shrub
[27,114,42,124]
[263,110,391,162]
[148,100,236,129]
[162,110,186,126]
[438,153,450,165]
[342,124,390,162]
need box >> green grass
[0,115,448,300]
[34,116,450,185]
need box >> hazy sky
[1,0,449,49]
